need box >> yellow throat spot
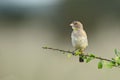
[72,27,79,31]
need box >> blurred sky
[0,0,120,80]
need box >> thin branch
[42,46,113,62]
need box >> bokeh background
[0,0,120,80]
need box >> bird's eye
[74,22,77,25]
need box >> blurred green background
[0,0,120,80]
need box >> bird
[70,21,88,62]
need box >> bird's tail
[79,49,84,62]
[79,54,84,62]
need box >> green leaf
[115,57,120,64]
[89,54,95,58]
[103,61,115,69]
[86,57,94,63]
[117,50,120,57]
[83,56,87,59]
[114,49,120,57]
[114,48,118,56]
[98,60,103,69]
[85,54,95,63]
[75,50,81,56]
[67,54,72,58]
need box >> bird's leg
[72,49,78,55]
[79,49,84,62]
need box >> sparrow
[70,21,88,62]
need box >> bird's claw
[72,51,76,55]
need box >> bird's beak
[70,23,73,27]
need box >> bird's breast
[71,31,88,49]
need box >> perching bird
[70,21,88,62]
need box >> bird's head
[70,21,83,30]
